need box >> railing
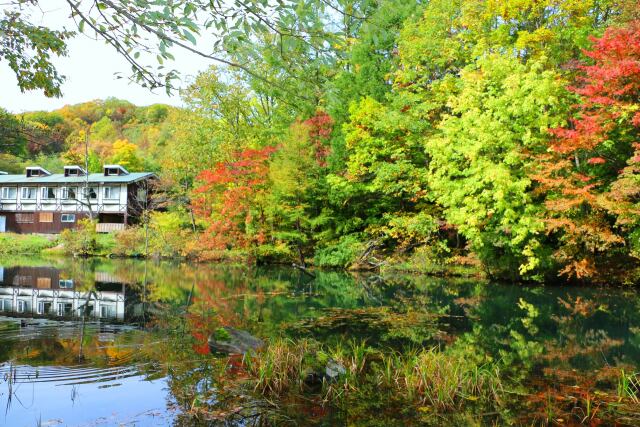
[96,223,125,233]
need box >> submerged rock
[325,359,346,380]
[304,359,346,387]
[208,326,264,355]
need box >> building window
[100,305,115,318]
[21,187,36,200]
[0,299,10,311]
[38,301,52,314]
[13,275,32,286]
[17,300,27,313]
[61,214,76,223]
[82,187,98,200]
[16,213,34,223]
[37,277,51,288]
[137,188,147,203]
[57,303,72,316]
[61,187,77,200]
[104,186,120,200]
[40,212,53,223]
[59,279,74,288]
[1,187,16,199]
[41,187,56,200]
[106,168,119,176]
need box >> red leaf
[587,157,606,165]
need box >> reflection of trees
[3,256,640,424]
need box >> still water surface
[0,256,638,425]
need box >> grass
[242,338,504,413]
[373,348,503,410]
[244,338,310,396]
[0,233,58,255]
[618,369,640,403]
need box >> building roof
[0,172,155,185]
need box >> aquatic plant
[618,369,640,403]
[242,338,504,414]
[375,348,503,411]
[244,338,311,396]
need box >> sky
[1,0,211,113]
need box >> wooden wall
[0,211,89,234]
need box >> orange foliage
[534,21,640,281]
[192,146,276,252]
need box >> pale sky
[1,0,212,113]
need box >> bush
[147,211,192,257]
[60,219,98,256]
[113,227,146,256]
[113,211,193,258]
[314,235,364,268]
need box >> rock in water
[325,359,346,380]
[208,326,264,355]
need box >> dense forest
[3,0,640,285]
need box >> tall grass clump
[242,339,504,414]
[244,338,311,395]
[618,370,640,403]
[376,348,503,411]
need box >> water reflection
[0,265,128,320]
[0,256,637,425]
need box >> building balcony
[96,223,126,233]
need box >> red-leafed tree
[192,146,276,256]
[303,110,334,167]
[535,21,640,281]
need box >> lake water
[0,256,638,426]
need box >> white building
[0,164,155,233]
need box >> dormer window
[25,166,51,178]
[64,165,86,177]
[103,164,129,176]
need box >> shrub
[113,227,146,256]
[314,235,364,268]
[60,219,98,256]
[147,211,192,257]
[113,211,194,258]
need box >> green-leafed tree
[266,113,333,265]
[327,97,437,254]
[424,55,570,280]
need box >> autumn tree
[535,21,640,282]
[327,97,436,255]
[425,55,570,280]
[110,139,144,171]
[192,146,276,257]
[266,112,333,265]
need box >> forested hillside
[0,99,174,173]
[3,0,640,285]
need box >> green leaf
[183,29,196,45]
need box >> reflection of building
[0,266,127,321]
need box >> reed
[243,339,504,413]
[245,338,310,396]
[376,348,503,411]
[617,369,640,403]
